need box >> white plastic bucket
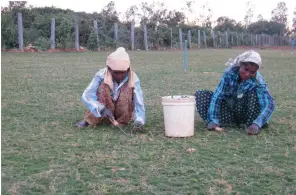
[161,95,196,137]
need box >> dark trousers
[195,90,261,127]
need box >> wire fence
[11,12,293,52]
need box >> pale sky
[2,0,296,28]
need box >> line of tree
[1,1,296,50]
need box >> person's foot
[76,120,89,128]
[133,121,144,132]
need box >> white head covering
[104,47,135,90]
[106,47,130,71]
[225,50,262,69]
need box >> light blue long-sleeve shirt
[81,68,146,125]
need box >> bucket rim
[162,95,195,100]
[162,102,196,105]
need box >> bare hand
[101,107,114,119]
[247,124,260,135]
[207,122,218,130]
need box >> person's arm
[133,75,146,126]
[81,69,106,117]
[208,73,228,125]
[252,72,275,128]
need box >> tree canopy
[1,1,294,50]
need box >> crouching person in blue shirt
[195,50,275,135]
[76,47,146,131]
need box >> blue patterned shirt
[208,67,275,128]
[81,68,146,125]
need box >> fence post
[179,28,183,49]
[74,16,79,51]
[254,34,256,46]
[154,25,159,50]
[264,34,267,45]
[218,31,222,48]
[203,31,207,48]
[188,30,191,49]
[130,20,135,51]
[280,35,283,46]
[184,40,187,72]
[271,35,275,46]
[170,28,173,49]
[17,13,24,52]
[272,35,274,46]
[143,23,148,51]
[226,31,229,48]
[50,18,55,49]
[248,33,250,46]
[93,19,99,50]
[212,30,215,48]
[275,35,276,46]
[274,35,276,46]
[114,22,118,42]
[198,30,201,49]
[231,32,234,46]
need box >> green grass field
[2,49,296,194]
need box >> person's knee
[195,90,211,97]
[194,90,202,97]
[247,90,257,99]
